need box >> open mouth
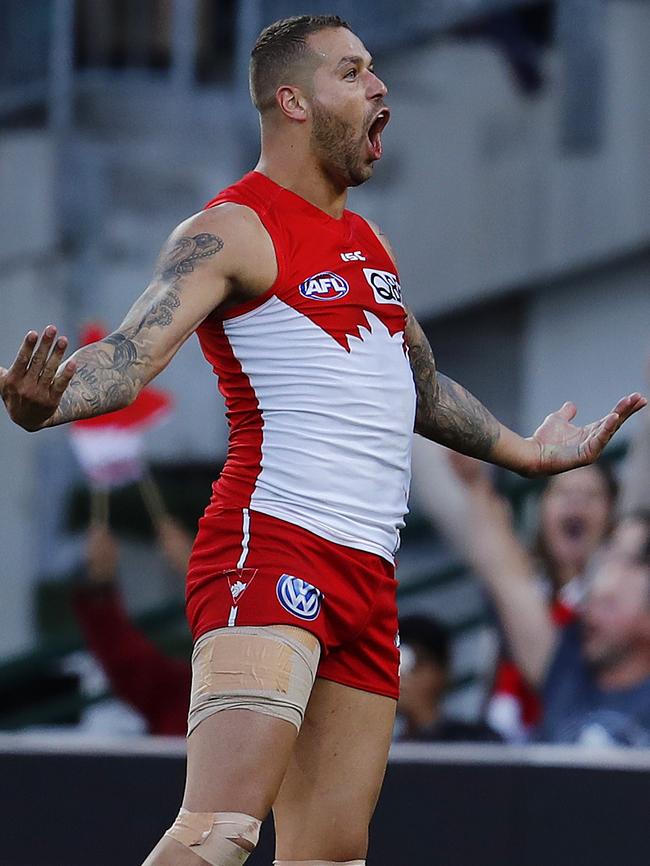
[560,516,587,540]
[367,109,390,160]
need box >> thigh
[273,678,396,862]
[183,707,297,815]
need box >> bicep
[114,220,231,380]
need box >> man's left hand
[529,393,647,475]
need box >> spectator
[395,614,501,743]
[72,518,193,735]
[430,445,617,739]
[619,356,650,516]
[457,468,650,746]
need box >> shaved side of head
[250,15,351,114]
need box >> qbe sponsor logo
[276,574,323,621]
[363,268,403,306]
[299,271,349,301]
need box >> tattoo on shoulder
[155,233,224,285]
[144,232,224,330]
[48,232,225,427]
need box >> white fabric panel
[223,297,416,562]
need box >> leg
[143,709,297,865]
[142,624,321,866]
[272,678,396,863]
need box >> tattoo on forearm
[431,374,500,459]
[406,309,500,460]
[46,232,224,427]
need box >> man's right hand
[0,326,76,431]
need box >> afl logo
[299,271,349,301]
[276,574,323,621]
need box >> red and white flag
[68,323,173,489]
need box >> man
[396,614,501,742]
[453,462,650,745]
[0,15,645,866]
[74,518,193,735]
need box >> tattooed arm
[405,310,646,475]
[0,205,277,431]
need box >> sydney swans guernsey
[195,171,416,562]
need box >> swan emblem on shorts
[276,574,323,621]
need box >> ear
[276,85,309,122]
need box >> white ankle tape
[273,861,366,865]
[166,809,261,866]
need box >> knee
[165,809,261,865]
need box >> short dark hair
[399,614,450,670]
[250,15,351,112]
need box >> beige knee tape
[188,625,321,736]
[166,808,260,866]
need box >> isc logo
[299,271,349,301]
[363,268,403,306]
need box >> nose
[368,71,388,100]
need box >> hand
[0,327,76,431]
[529,393,647,476]
[86,524,119,585]
[156,516,193,576]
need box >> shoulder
[360,216,398,267]
[166,203,277,287]
[175,202,271,250]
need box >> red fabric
[492,598,579,727]
[186,508,400,700]
[195,321,264,509]
[73,586,190,735]
[201,171,404,347]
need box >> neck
[595,651,650,691]
[255,124,348,219]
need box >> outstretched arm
[405,310,647,476]
[0,205,275,431]
[447,454,557,687]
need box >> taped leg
[165,809,260,866]
[141,625,320,866]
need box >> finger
[556,401,577,422]
[40,336,69,385]
[0,366,7,394]
[611,393,647,423]
[50,360,76,397]
[26,326,57,380]
[10,331,39,377]
[581,413,619,461]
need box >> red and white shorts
[186,507,400,700]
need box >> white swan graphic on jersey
[222,297,416,560]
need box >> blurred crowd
[67,365,650,748]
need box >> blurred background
[1,2,649,864]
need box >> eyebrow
[335,54,373,69]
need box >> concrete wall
[349,0,650,317]
[0,131,65,655]
[522,251,650,439]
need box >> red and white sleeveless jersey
[196,172,416,562]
